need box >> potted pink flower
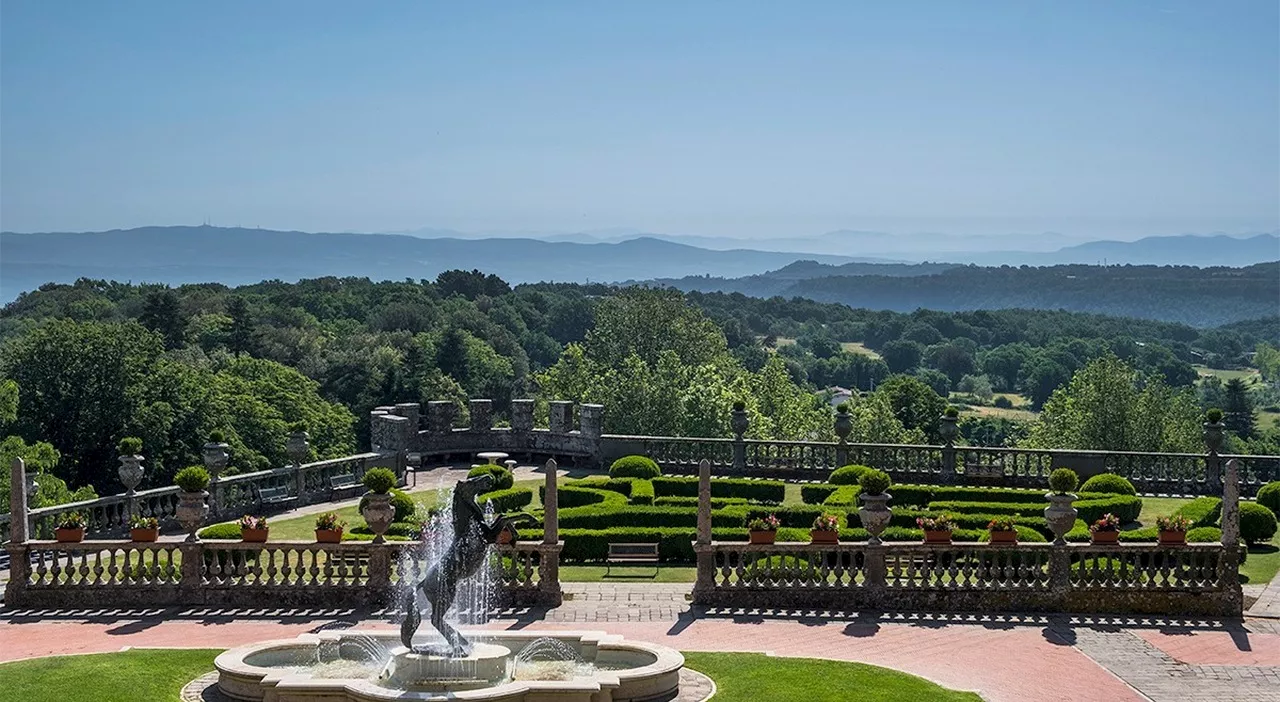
[747,514,781,545]
[239,515,269,542]
[129,515,160,542]
[810,513,841,544]
[314,512,345,543]
[1088,513,1121,545]
[55,513,87,543]
[917,514,956,544]
[987,516,1018,545]
[1156,515,1190,546]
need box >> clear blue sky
[2,0,1277,240]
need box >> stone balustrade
[3,539,563,609]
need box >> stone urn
[286,431,311,466]
[857,492,892,545]
[361,492,396,544]
[202,442,230,480]
[730,408,749,439]
[833,408,853,442]
[1043,493,1078,546]
[117,454,145,493]
[1203,421,1225,455]
[939,414,959,444]
[177,490,209,542]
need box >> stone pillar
[3,542,29,606]
[692,459,716,602]
[697,459,712,545]
[368,546,392,590]
[1219,458,1244,613]
[468,399,493,431]
[730,408,749,473]
[579,404,604,439]
[1048,547,1071,605]
[9,457,30,544]
[511,399,535,433]
[393,402,422,430]
[179,542,203,597]
[537,542,564,606]
[543,459,559,546]
[548,401,573,434]
[863,547,886,590]
[427,401,456,434]
[939,413,959,485]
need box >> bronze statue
[399,472,538,656]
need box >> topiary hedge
[1257,481,1280,516]
[1240,502,1278,545]
[829,465,871,485]
[609,455,661,480]
[467,464,514,491]
[652,477,786,504]
[567,477,634,496]
[1171,497,1222,528]
[197,523,243,540]
[801,485,840,504]
[350,521,422,538]
[1079,473,1137,496]
[924,494,1143,525]
[823,485,861,507]
[478,487,534,512]
[544,485,628,509]
[653,496,749,507]
[630,479,655,505]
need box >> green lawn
[840,341,882,359]
[0,649,221,702]
[560,565,697,582]
[683,652,982,702]
[1135,496,1192,526]
[0,649,981,702]
[1193,365,1262,384]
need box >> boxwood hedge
[651,477,786,503]
[630,479,655,505]
[653,496,748,507]
[478,487,533,513]
[801,484,839,504]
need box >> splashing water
[511,637,593,682]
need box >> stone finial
[543,459,559,545]
[9,457,29,543]
[697,459,712,545]
[579,404,604,439]
[511,399,535,432]
[548,401,573,434]
[1221,458,1240,547]
[469,399,493,431]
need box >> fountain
[210,473,688,701]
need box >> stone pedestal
[511,400,535,433]
[469,399,493,431]
[548,401,573,434]
[380,643,511,692]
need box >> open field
[840,341,882,359]
[1194,365,1263,384]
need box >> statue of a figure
[400,472,538,656]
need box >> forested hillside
[2,272,1277,504]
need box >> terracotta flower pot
[497,527,515,545]
[988,530,1018,544]
[55,527,85,543]
[924,530,952,545]
[241,527,269,543]
[1090,531,1120,545]
[315,529,343,544]
[749,530,777,545]
[809,530,839,544]
[1158,530,1186,546]
[130,527,159,543]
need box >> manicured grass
[0,649,221,702]
[1241,528,1280,585]
[682,652,982,702]
[560,565,697,583]
[208,487,444,541]
[1135,496,1192,526]
[1193,365,1262,384]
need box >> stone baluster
[511,399,535,433]
[692,459,715,602]
[469,399,493,431]
[548,401,573,434]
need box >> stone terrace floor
[4,582,1280,702]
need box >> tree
[1223,378,1256,438]
[0,436,97,510]
[226,296,256,357]
[925,343,977,385]
[880,340,924,374]
[980,344,1033,392]
[436,269,510,300]
[914,368,951,396]
[585,288,727,368]
[957,374,995,402]
[0,379,17,425]
[874,374,946,440]
[1018,357,1072,409]
[138,289,187,349]
[1256,343,1280,383]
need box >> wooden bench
[256,485,296,510]
[328,473,360,497]
[605,542,660,576]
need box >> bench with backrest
[328,472,360,496]
[605,542,660,576]
[256,485,297,511]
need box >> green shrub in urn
[174,466,210,492]
[117,436,143,456]
[858,469,891,496]
[362,468,397,494]
[1049,468,1079,495]
[1205,408,1224,424]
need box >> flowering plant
[747,514,780,532]
[129,515,159,530]
[315,512,346,531]
[57,512,87,529]
[1088,513,1121,533]
[238,515,268,530]
[1156,515,1191,532]
[987,516,1017,532]
[916,514,956,531]
[812,514,841,532]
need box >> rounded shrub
[1205,408,1224,424]
[858,469,891,496]
[362,467,397,494]
[208,430,227,444]
[943,406,959,418]
[1256,481,1280,516]
[732,400,746,412]
[360,488,416,522]
[117,436,143,455]
[993,396,1014,409]
[173,466,210,492]
[287,420,309,434]
[1079,474,1137,496]
[1240,502,1278,545]
[829,465,871,485]
[468,464,514,490]
[609,455,661,480]
[1048,468,1079,494]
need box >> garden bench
[256,485,296,510]
[328,473,360,497]
[605,542,660,576]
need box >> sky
[2,0,1278,241]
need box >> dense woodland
[1,272,1278,507]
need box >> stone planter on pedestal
[730,409,749,439]
[1044,493,1078,546]
[858,493,892,545]
[118,454,145,493]
[361,492,396,544]
[834,409,853,442]
[286,431,311,466]
[939,414,959,444]
[202,442,230,480]
[1203,421,1225,455]
[177,490,209,542]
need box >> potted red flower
[239,515,269,542]
[55,513,87,543]
[810,513,841,544]
[917,514,956,544]
[497,524,517,544]
[129,515,160,542]
[987,516,1018,544]
[1088,513,1121,545]
[1156,515,1190,546]
[747,515,781,545]
[314,512,345,543]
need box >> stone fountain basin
[215,629,684,702]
